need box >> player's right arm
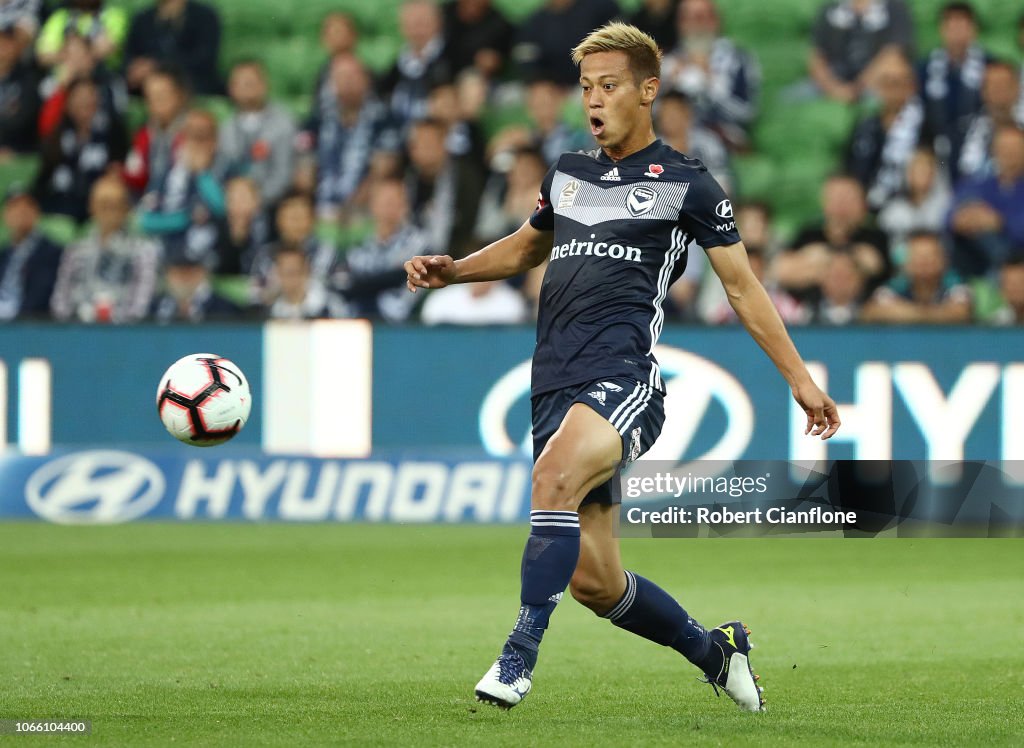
[406,161,558,292]
[405,220,552,293]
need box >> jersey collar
[597,138,664,164]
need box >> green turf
[0,525,1021,746]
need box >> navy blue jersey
[528,139,741,396]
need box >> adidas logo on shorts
[600,167,621,182]
[588,390,607,405]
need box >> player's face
[579,51,657,150]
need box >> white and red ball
[156,354,252,446]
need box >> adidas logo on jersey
[587,390,607,405]
[600,167,621,181]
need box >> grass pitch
[0,524,1021,747]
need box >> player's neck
[602,130,657,162]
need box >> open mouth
[590,116,605,137]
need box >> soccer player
[404,22,840,713]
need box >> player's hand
[405,255,456,293]
[792,380,841,440]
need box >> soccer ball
[156,354,252,446]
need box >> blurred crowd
[0,0,1022,326]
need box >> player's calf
[569,567,625,614]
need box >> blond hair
[571,22,662,83]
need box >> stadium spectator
[488,78,590,167]
[149,244,240,323]
[958,61,1023,181]
[219,60,296,209]
[406,116,483,258]
[706,246,806,325]
[36,0,126,69]
[138,109,225,268]
[512,0,619,87]
[0,27,38,154]
[265,246,348,320]
[661,0,760,149]
[336,178,430,322]
[809,0,914,103]
[381,0,451,127]
[949,125,1024,278]
[734,202,778,256]
[475,147,547,244]
[249,190,335,307]
[0,0,40,53]
[524,77,593,164]
[123,66,188,194]
[862,230,971,323]
[807,250,868,325]
[426,74,485,163]
[1018,13,1024,122]
[37,33,128,141]
[988,256,1024,325]
[0,188,62,320]
[34,76,127,223]
[630,0,679,55]
[421,280,528,325]
[309,12,359,128]
[878,148,952,255]
[654,90,731,192]
[213,176,269,275]
[50,175,159,323]
[123,0,222,95]
[920,2,989,179]
[442,0,514,81]
[773,174,890,300]
[313,54,399,220]
[845,50,929,211]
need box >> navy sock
[604,571,717,671]
[505,510,580,671]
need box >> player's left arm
[707,243,841,440]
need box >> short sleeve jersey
[528,139,740,396]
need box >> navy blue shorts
[531,377,666,506]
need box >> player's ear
[640,76,660,107]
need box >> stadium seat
[0,154,39,195]
[36,214,79,246]
[969,278,1004,322]
[491,0,547,24]
[216,0,294,39]
[356,35,402,75]
[260,38,326,100]
[755,99,856,157]
[211,274,252,307]
[125,98,147,134]
[732,152,775,203]
[314,219,343,247]
[194,96,234,124]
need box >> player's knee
[569,572,618,615]
[531,462,578,511]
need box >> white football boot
[474,648,533,710]
[703,621,765,712]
